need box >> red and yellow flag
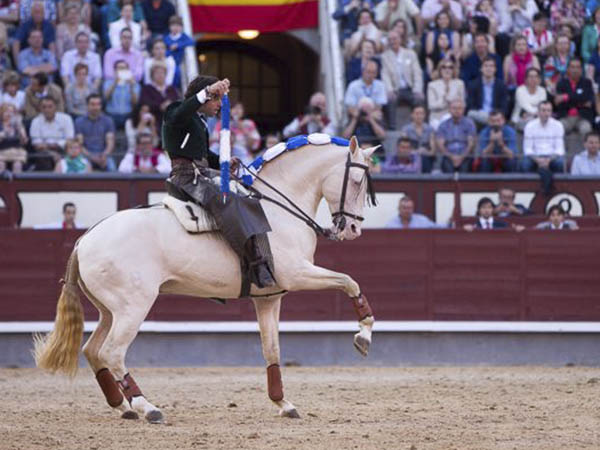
[188,0,318,33]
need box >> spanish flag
[189,0,318,33]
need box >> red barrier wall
[1,229,599,322]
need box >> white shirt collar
[479,217,493,228]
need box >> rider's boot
[246,236,276,288]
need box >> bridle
[331,153,376,234]
[238,151,376,240]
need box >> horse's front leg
[252,295,299,418]
[281,262,374,356]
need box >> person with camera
[125,104,158,153]
[341,96,386,148]
[494,188,531,217]
[103,59,140,129]
[476,110,517,173]
[210,101,261,161]
[282,92,334,139]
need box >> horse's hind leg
[97,304,164,424]
[253,295,299,418]
[80,286,139,420]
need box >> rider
[162,75,275,291]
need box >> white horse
[34,136,376,423]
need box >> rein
[237,151,376,239]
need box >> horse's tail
[33,247,83,377]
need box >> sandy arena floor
[0,367,598,450]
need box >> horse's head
[322,136,378,241]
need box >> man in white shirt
[60,32,102,91]
[374,0,422,35]
[570,131,600,175]
[344,59,388,112]
[385,196,441,229]
[109,4,143,51]
[521,101,565,193]
[118,132,171,174]
[29,97,75,170]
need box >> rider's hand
[207,79,230,98]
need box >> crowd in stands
[332,0,600,183]
[0,0,193,175]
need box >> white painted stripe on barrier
[2,321,600,334]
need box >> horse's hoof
[353,335,370,357]
[145,410,164,424]
[281,408,300,419]
[121,410,139,420]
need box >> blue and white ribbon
[240,133,350,186]
[219,94,231,202]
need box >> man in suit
[467,56,508,127]
[162,75,275,290]
[464,197,509,230]
[460,33,503,84]
[555,58,594,136]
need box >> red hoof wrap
[352,294,373,321]
[96,368,124,407]
[118,373,143,403]
[266,364,284,402]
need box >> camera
[492,125,501,132]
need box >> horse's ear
[349,136,359,156]
[362,145,380,159]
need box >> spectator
[476,110,518,172]
[494,187,531,217]
[55,3,93,59]
[503,34,540,92]
[425,11,461,64]
[103,28,144,82]
[473,0,499,35]
[65,63,96,118]
[587,35,600,87]
[54,138,91,173]
[103,59,140,129]
[0,0,19,25]
[141,0,175,38]
[401,104,436,173]
[20,0,57,23]
[388,17,418,52]
[17,29,58,86]
[332,0,372,42]
[436,99,477,173]
[550,0,585,34]
[34,202,83,229]
[118,132,170,173]
[0,103,27,174]
[386,196,440,228]
[58,0,91,27]
[522,12,553,58]
[346,39,379,85]
[503,0,539,35]
[283,92,335,138]
[140,62,178,129]
[427,59,465,129]
[522,101,565,194]
[467,56,508,126]
[1,71,26,114]
[144,38,175,85]
[382,30,423,108]
[260,132,281,156]
[23,72,64,120]
[461,33,503,84]
[420,0,463,28]
[461,15,495,60]
[344,59,387,112]
[109,3,143,50]
[375,0,421,36]
[543,34,572,96]
[210,101,261,159]
[341,96,386,148]
[582,8,600,63]
[75,94,116,172]
[511,67,547,130]
[535,205,578,229]
[12,2,56,61]
[554,58,594,136]
[0,26,12,79]
[425,25,457,79]
[60,31,102,90]
[570,131,600,175]
[30,96,75,170]
[464,197,509,230]
[382,136,421,174]
[164,15,194,87]
[125,103,158,153]
[346,8,383,58]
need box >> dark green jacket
[161,94,220,169]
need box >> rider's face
[199,97,221,117]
